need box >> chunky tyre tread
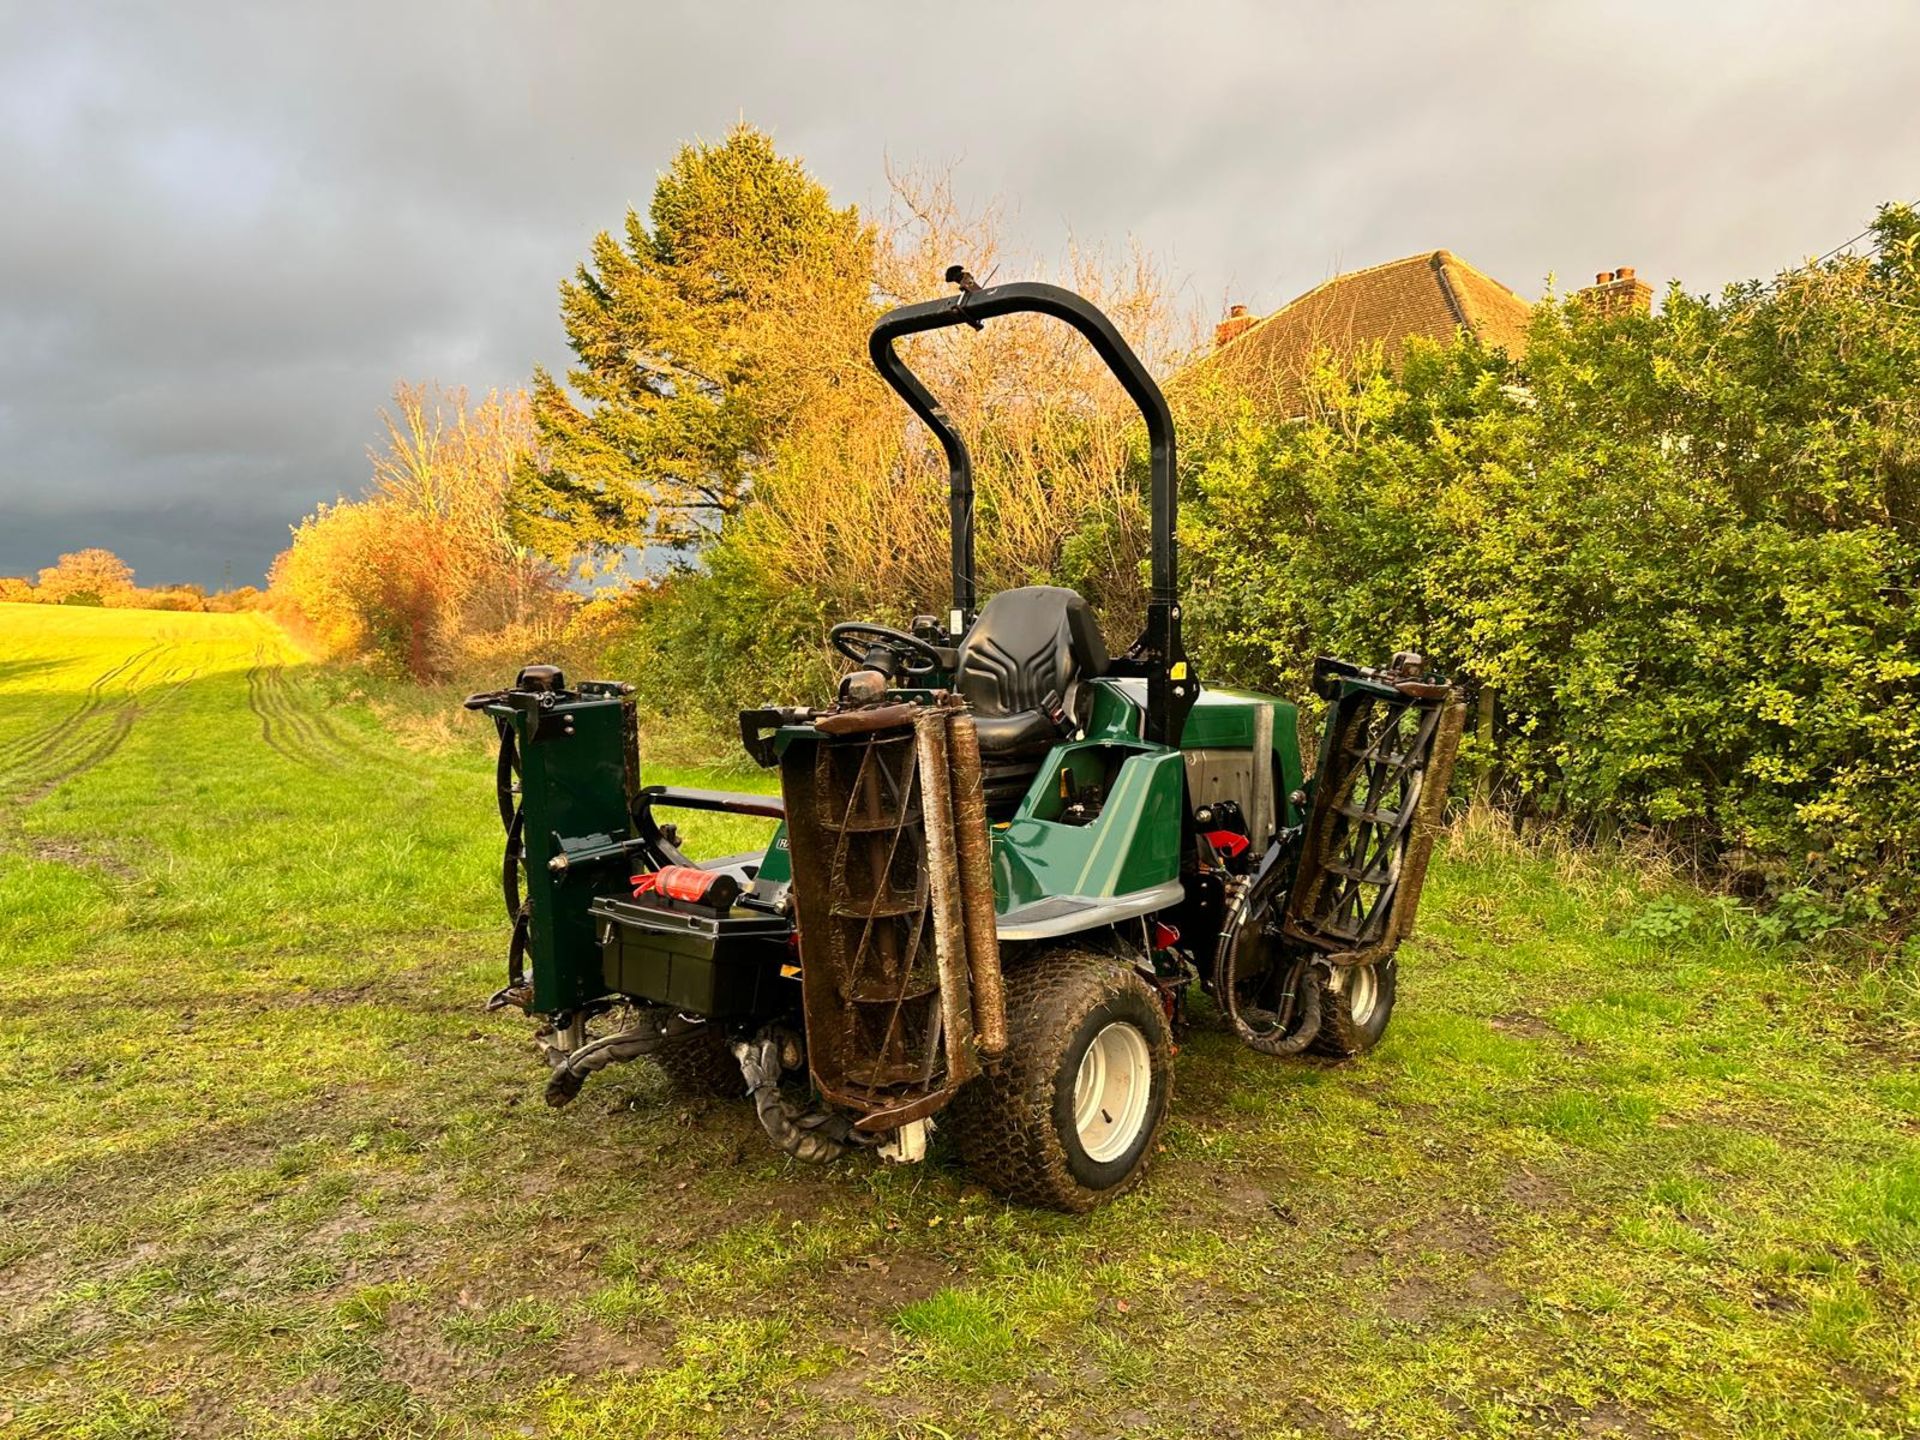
[950,948,1170,1212]
[649,1026,747,1097]
[1311,956,1397,1058]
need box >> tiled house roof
[1186,250,1534,412]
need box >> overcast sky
[2,2,1915,588]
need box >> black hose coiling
[482,716,531,1011]
[733,1034,874,1163]
[1242,956,1324,1057]
[543,1011,708,1107]
[1214,863,1325,1057]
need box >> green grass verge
[0,602,1914,1438]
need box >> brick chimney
[1214,302,1255,348]
[1576,265,1652,318]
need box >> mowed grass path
[1,602,1915,1439]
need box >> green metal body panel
[484,691,633,1014]
[1184,686,1302,769]
[1199,684,1306,826]
[757,823,792,885]
[992,746,1185,909]
[1084,679,1305,823]
[1082,680,1148,740]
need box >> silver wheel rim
[1073,1021,1154,1163]
[1344,964,1379,1026]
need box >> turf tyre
[950,947,1172,1212]
[648,1024,746,1097]
[1310,956,1397,1057]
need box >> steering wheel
[828,621,942,678]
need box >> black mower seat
[955,585,1108,808]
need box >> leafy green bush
[1617,889,1842,950]
[1618,896,1700,944]
[1184,205,1920,922]
[592,540,836,755]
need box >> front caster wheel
[951,948,1172,1212]
[649,1023,749,1097]
[1311,956,1397,1057]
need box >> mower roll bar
[868,280,1193,746]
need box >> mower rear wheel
[1311,957,1397,1057]
[648,1023,747,1098]
[950,947,1172,1212]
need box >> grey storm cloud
[2,0,1916,587]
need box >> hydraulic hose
[1214,856,1325,1057]
[481,715,530,1011]
[545,1029,660,1106]
[543,1011,709,1106]
[733,1034,875,1164]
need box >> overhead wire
[1805,195,1915,269]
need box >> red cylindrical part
[632,865,722,902]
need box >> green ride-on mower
[467,276,1465,1211]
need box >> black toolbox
[590,895,789,1017]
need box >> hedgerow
[1183,204,1920,922]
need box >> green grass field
[1,602,1915,1439]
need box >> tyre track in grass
[18,653,200,803]
[247,644,330,766]
[256,638,356,754]
[0,642,164,785]
[14,706,140,804]
[246,641,354,769]
[245,652,304,765]
[0,644,182,802]
[264,659,343,761]
[0,645,174,802]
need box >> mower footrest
[995,881,1185,943]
